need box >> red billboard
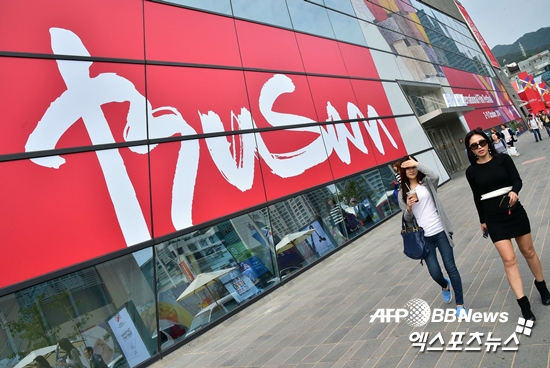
[0,1,407,289]
[442,67,520,129]
[455,1,501,69]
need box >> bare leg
[493,239,525,298]
[516,233,545,281]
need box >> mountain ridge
[491,27,550,58]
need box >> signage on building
[107,307,151,368]
[442,67,521,128]
[0,1,409,289]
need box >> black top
[465,154,522,223]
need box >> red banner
[519,89,546,114]
[0,1,407,289]
[455,1,500,69]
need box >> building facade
[0,1,521,367]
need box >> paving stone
[283,346,317,365]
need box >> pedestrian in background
[527,114,543,142]
[465,128,550,322]
[84,347,108,368]
[491,127,503,141]
[399,155,467,316]
[500,124,516,147]
[539,110,550,138]
[392,160,401,204]
[491,133,508,155]
[56,338,84,368]
[34,357,52,368]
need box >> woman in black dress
[465,128,550,321]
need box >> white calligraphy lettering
[26,29,400,245]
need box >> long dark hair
[58,338,79,355]
[399,155,426,203]
[34,356,52,368]
[464,128,499,165]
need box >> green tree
[6,290,98,359]
[338,180,371,204]
[50,290,91,343]
[7,295,60,359]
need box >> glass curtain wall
[0,248,156,368]
[158,0,495,79]
[0,165,400,368]
[0,0,499,366]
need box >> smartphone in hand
[483,228,489,238]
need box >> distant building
[518,50,550,75]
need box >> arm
[400,158,439,187]
[417,163,439,188]
[398,188,411,218]
[502,155,522,205]
[466,167,485,224]
[398,188,418,226]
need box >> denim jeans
[532,128,542,141]
[424,231,464,305]
[545,125,550,138]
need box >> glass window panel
[334,173,386,239]
[268,185,343,279]
[286,0,335,39]
[0,248,158,368]
[327,10,367,46]
[158,0,232,15]
[324,0,355,16]
[377,165,402,216]
[231,0,292,28]
[154,210,277,338]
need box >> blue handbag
[401,214,429,263]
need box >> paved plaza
[152,132,550,367]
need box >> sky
[458,0,549,49]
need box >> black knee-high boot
[517,296,536,321]
[534,279,550,305]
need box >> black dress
[466,154,530,242]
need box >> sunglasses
[469,139,488,150]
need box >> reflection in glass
[0,248,157,368]
[159,0,232,15]
[324,0,355,16]
[231,0,292,28]
[378,164,402,215]
[327,10,367,46]
[286,0,335,39]
[269,185,343,278]
[334,174,384,238]
[154,210,277,339]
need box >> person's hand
[406,195,417,212]
[508,192,518,206]
[400,156,418,169]
[481,223,488,233]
